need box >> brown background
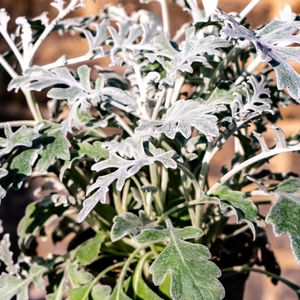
[1,1,300,299]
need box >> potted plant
[0,0,300,299]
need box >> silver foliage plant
[0,0,300,299]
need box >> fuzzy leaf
[8,148,40,189]
[108,19,157,65]
[0,124,39,158]
[275,177,300,193]
[0,168,8,200]
[60,141,108,180]
[148,28,230,85]
[218,10,300,101]
[36,128,71,172]
[212,186,258,238]
[128,253,163,300]
[0,263,47,300]
[68,262,94,288]
[0,234,18,274]
[8,66,135,133]
[136,100,219,139]
[136,222,224,300]
[231,75,274,122]
[267,177,300,263]
[78,139,176,222]
[109,284,132,300]
[68,283,111,300]
[111,211,156,242]
[76,231,104,266]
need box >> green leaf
[36,128,71,172]
[8,148,40,189]
[212,186,258,238]
[275,177,300,193]
[60,141,108,180]
[91,285,112,300]
[267,177,300,263]
[76,231,104,266]
[68,283,111,300]
[68,262,93,288]
[127,253,163,300]
[111,211,157,242]
[109,284,132,300]
[0,263,47,300]
[0,123,39,158]
[205,81,245,107]
[136,100,219,140]
[17,197,67,254]
[136,221,224,300]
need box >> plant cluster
[0,0,300,299]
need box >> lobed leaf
[212,186,258,238]
[35,128,71,172]
[267,177,300,263]
[0,123,39,158]
[0,234,18,274]
[230,75,274,122]
[8,66,136,134]
[111,211,158,242]
[136,221,224,300]
[136,100,219,140]
[0,263,47,300]
[217,10,300,101]
[78,139,176,222]
[68,262,94,289]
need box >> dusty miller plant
[0,0,300,299]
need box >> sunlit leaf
[78,139,176,222]
[111,211,157,242]
[0,263,47,300]
[0,123,39,158]
[212,186,258,238]
[136,100,219,140]
[0,234,18,274]
[267,177,300,263]
[217,10,300,101]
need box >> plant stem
[152,86,166,120]
[208,40,250,90]
[237,0,261,22]
[222,266,300,296]
[159,0,170,34]
[207,143,300,195]
[0,27,24,70]
[0,120,37,128]
[157,198,218,223]
[29,0,85,66]
[114,246,147,296]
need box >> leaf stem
[208,40,250,90]
[29,0,85,66]
[208,144,300,195]
[159,0,170,34]
[222,266,300,296]
[0,120,37,128]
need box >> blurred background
[1,0,300,299]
